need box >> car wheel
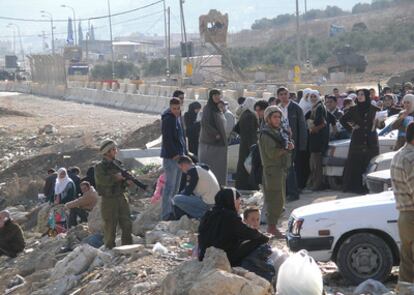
[336,233,393,285]
[327,176,342,190]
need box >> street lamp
[41,10,55,54]
[107,0,115,80]
[61,4,77,46]
[7,23,25,64]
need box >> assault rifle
[112,161,148,191]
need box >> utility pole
[8,23,25,65]
[295,0,301,65]
[107,0,115,80]
[180,0,189,60]
[304,0,309,62]
[163,0,169,78]
[41,11,55,54]
[167,7,171,78]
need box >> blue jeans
[172,194,210,220]
[161,158,182,220]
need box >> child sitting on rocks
[243,207,261,230]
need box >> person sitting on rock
[53,167,76,205]
[171,156,220,220]
[243,207,261,230]
[0,210,25,258]
[198,188,269,267]
[65,181,98,227]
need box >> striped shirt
[391,143,414,211]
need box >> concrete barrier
[127,84,137,94]
[243,90,257,97]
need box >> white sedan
[287,190,400,284]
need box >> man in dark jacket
[0,211,25,258]
[161,98,186,220]
[43,169,57,203]
[278,87,308,200]
[68,167,82,197]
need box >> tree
[67,18,74,45]
[90,25,95,41]
[78,21,83,45]
[91,61,140,80]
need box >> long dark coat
[234,110,259,190]
[340,104,380,193]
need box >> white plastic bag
[244,151,253,174]
[276,250,323,295]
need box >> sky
[0,0,371,48]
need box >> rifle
[112,161,148,191]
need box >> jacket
[340,104,380,153]
[258,126,290,170]
[181,165,220,205]
[308,101,329,153]
[161,109,185,159]
[391,143,414,211]
[199,103,227,147]
[65,187,98,210]
[0,219,25,257]
[287,101,308,151]
[43,173,57,202]
[95,158,128,199]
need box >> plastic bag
[244,151,253,174]
[276,250,323,295]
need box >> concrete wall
[0,81,207,115]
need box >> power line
[0,0,163,23]
[0,10,165,39]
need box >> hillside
[225,1,414,82]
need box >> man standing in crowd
[95,139,133,249]
[391,122,414,285]
[161,98,186,220]
[171,156,220,220]
[0,210,25,258]
[254,100,269,129]
[43,168,57,203]
[333,87,343,109]
[278,87,308,201]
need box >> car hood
[372,152,396,164]
[292,191,395,218]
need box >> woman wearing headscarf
[199,89,228,185]
[306,90,329,190]
[340,89,381,193]
[184,101,202,156]
[54,168,76,204]
[234,97,259,190]
[299,88,313,116]
[198,188,269,266]
[259,106,292,237]
[391,94,414,150]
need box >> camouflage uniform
[95,157,132,249]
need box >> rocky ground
[0,92,402,294]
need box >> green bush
[91,61,140,80]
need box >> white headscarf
[402,94,414,114]
[309,90,321,106]
[54,168,73,195]
[242,97,257,113]
[299,88,314,115]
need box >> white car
[364,152,395,193]
[287,190,400,284]
[324,115,398,189]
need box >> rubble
[162,247,272,295]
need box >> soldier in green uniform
[95,139,133,249]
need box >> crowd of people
[2,82,414,291]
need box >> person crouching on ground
[171,156,220,220]
[0,210,25,258]
[258,106,293,238]
[65,181,98,227]
[198,188,269,266]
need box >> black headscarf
[184,101,202,126]
[356,88,371,115]
[207,89,221,112]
